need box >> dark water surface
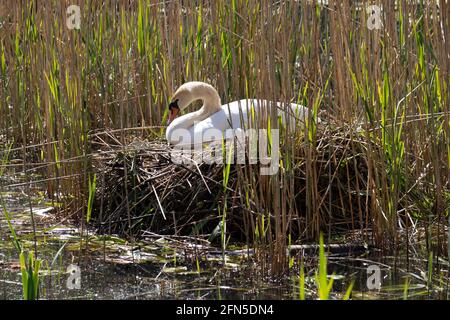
[1,191,448,300]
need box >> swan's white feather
[166,99,311,145]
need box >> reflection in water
[0,192,448,300]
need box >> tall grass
[298,234,354,300]
[0,0,449,274]
[2,195,41,300]
[19,251,41,300]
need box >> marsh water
[0,186,448,300]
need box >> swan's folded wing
[193,100,250,142]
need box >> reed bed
[0,0,449,274]
[91,114,448,258]
[90,119,374,241]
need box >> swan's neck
[194,85,222,118]
[166,84,221,143]
[173,86,221,128]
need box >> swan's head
[167,83,196,124]
[167,82,221,124]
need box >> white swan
[165,81,316,145]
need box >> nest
[91,137,243,240]
[90,121,378,244]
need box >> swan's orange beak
[168,107,179,125]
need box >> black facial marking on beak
[167,99,180,124]
[169,99,180,111]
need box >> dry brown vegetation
[0,0,449,273]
